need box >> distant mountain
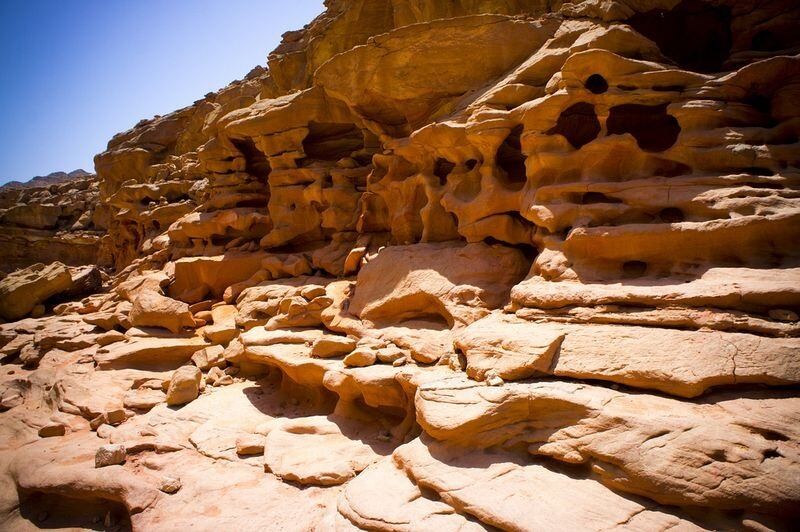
[1,169,92,190]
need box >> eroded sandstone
[1,0,799,530]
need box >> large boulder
[129,289,196,334]
[349,242,528,327]
[0,262,73,320]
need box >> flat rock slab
[264,415,392,485]
[94,336,209,370]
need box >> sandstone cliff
[1,0,799,530]
[0,171,106,273]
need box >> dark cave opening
[546,102,600,150]
[301,122,364,161]
[496,125,528,190]
[231,137,271,182]
[607,103,680,152]
[585,74,609,94]
[628,0,732,73]
[433,158,456,186]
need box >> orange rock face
[1,0,800,530]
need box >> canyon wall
[1,0,799,530]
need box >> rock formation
[0,171,107,273]
[1,0,799,530]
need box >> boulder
[95,444,126,468]
[165,365,202,406]
[311,335,356,358]
[0,262,73,320]
[129,289,196,333]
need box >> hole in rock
[302,122,364,161]
[546,102,600,150]
[231,137,271,181]
[496,125,528,190]
[752,30,782,52]
[658,207,685,223]
[628,0,732,73]
[752,427,790,442]
[580,191,622,204]
[465,159,478,170]
[607,104,680,152]
[419,485,442,501]
[17,490,132,531]
[709,449,727,461]
[653,159,691,177]
[653,85,684,92]
[743,93,773,123]
[763,448,782,459]
[433,158,455,186]
[622,260,648,278]
[585,74,608,94]
[236,198,268,208]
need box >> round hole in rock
[546,102,600,150]
[465,159,478,171]
[659,207,684,223]
[622,260,648,278]
[585,74,608,94]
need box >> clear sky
[0,1,325,184]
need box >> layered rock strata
[0,172,106,273]
[1,0,799,530]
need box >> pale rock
[311,335,357,358]
[165,365,202,406]
[343,349,377,368]
[95,444,126,468]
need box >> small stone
[343,348,377,368]
[38,422,66,438]
[769,309,799,322]
[160,476,182,494]
[206,365,225,384]
[30,304,46,318]
[89,414,105,431]
[104,408,128,425]
[96,424,114,439]
[224,366,239,376]
[447,352,466,372]
[95,444,126,468]
[214,375,234,386]
[485,371,504,387]
[392,357,407,367]
[236,434,265,455]
[166,365,202,406]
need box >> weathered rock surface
[0,171,106,273]
[2,0,799,530]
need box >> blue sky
[0,1,324,183]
